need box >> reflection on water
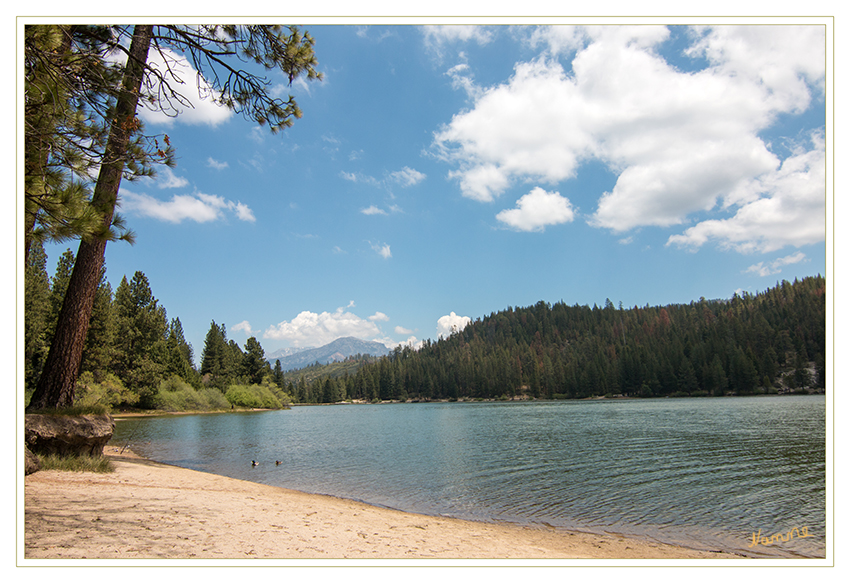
[114,395,826,558]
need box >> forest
[301,275,826,404]
[25,244,294,412]
[25,240,826,411]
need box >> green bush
[74,372,139,410]
[225,383,283,409]
[198,387,231,409]
[155,376,231,412]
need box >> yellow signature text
[748,526,814,548]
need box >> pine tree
[80,269,114,379]
[24,25,130,261]
[243,337,269,385]
[272,359,285,388]
[111,271,168,405]
[24,241,51,394]
[164,318,197,384]
[30,24,321,410]
[45,248,76,340]
[200,321,228,389]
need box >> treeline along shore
[324,275,825,403]
[25,242,825,412]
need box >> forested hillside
[25,241,825,409]
[303,276,825,403]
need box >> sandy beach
[24,447,741,561]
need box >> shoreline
[109,391,826,417]
[23,446,747,561]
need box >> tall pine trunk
[27,25,153,411]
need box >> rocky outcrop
[25,414,115,458]
[25,446,40,475]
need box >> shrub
[155,376,231,412]
[198,387,231,409]
[225,383,283,409]
[74,372,139,410]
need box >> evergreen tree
[28,27,155,411]
[111,271,169,405]
[24,25,131,261]
[243,336,269,385]
[45,248,76,340]
[164,318,197,384]
[200,321,229,390]
[30,24,322,410]
[24,241,51,394]
[80,269,114,379]
[272,359,285,388]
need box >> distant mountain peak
[267,336,390,371]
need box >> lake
[112,395,826,558]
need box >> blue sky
[37,22,829,361]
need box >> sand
[23,447,741,561]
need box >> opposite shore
[24,446,745,561]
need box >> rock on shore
[25,413,115,460]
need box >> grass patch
[27,404,111,416]
[36,452,114,473]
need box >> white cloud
[344,167,426,193]
[151,166,189,189]
[371,242,392,259]
[341,171,380,187]
[395,325,414,335]
[422,26,494,61]
[233,201,256,222]
[361,205,387,216]
[745,252,808,277]
[207,157,229,170]
[353,26,395,43]
[248,126,266,144]
[433,25,825,253]
[445,62,483,100]
[666,132,824,253]
[437,312,472,338]
[527,25,587,56]
[119,189,256,223]
[393,336,423,350]
[232,320,254,335]
[388,166,426,187]
[433,58,590,202]
[369,312,390,322]
[135,48,233,127]
[685,26,825,113]
[424,25,494,46]
[496,187,575,232]
[263,305,385,348]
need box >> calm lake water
[113,395,826,558]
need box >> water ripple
[117,396,826,558]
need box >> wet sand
[24,447,742,561]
